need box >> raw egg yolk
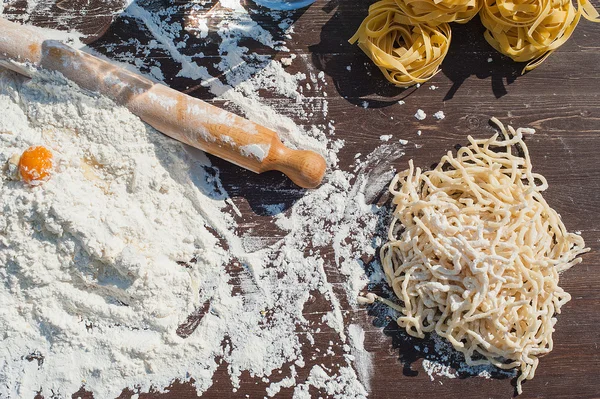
[18,145,54,184]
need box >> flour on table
[418,333,516,383]
[348,324,374,392]
[0,1,384,397]
[293,365,368,399]
[0,68,234,397]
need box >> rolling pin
[0,17,327,188]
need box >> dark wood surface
[4,0,600,398]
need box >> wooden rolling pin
[0,18,327,188]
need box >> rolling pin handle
[268,143,327,189]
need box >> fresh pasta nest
[350,0,598,86]
[481,0,600,71]
[395,0,482,24]
[380,119,589,393]
[349,0,451,87]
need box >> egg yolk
[18,146,54,184]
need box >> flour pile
[0,68,235,396]
[0,1,393,397]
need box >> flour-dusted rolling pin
[0,18,327,188]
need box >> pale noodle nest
[395,0,482,24]
[480,0,600,71]
[380,119,589,393]
[349,0,451,87]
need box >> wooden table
[4,1,600,398]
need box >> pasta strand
[349,0,452,87]
[380,119,589,394]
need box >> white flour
[0,68,235,397]
[421,334,516,382]
[0,67,381,397]
[0,1,391,397]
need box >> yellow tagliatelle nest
[380,118,589,394]
[351,0,598,85]
[349,0,451,87]
[395,0,482,24]
[480,0,600,71]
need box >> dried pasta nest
[395,0,482,24]
[349,0,452,87]
[350,0,598,85]
[480,0,600,71]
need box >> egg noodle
[480,0,600,72]
[396,0,482,24]
[350,0,598,85]
[375,118,589,393]
[349,0,452,87]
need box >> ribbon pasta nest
[350,0,598,86]
[349,0,452,87]
[481,0,600,71]
[396,0,482,24]
[379,118,589,393]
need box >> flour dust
[0,0,396,397]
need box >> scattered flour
[414,109,426,120]
[266,366,297,397]
[379,135,392,142]
[433,111,445,120]
[0,68,235,398]
[280,53,296,66]
[0,1,385,397]
[348,324,373,392]
[293,365,368,398]
[422,359,457,382]
[419,334,516,383]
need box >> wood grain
[5,0,600,398]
